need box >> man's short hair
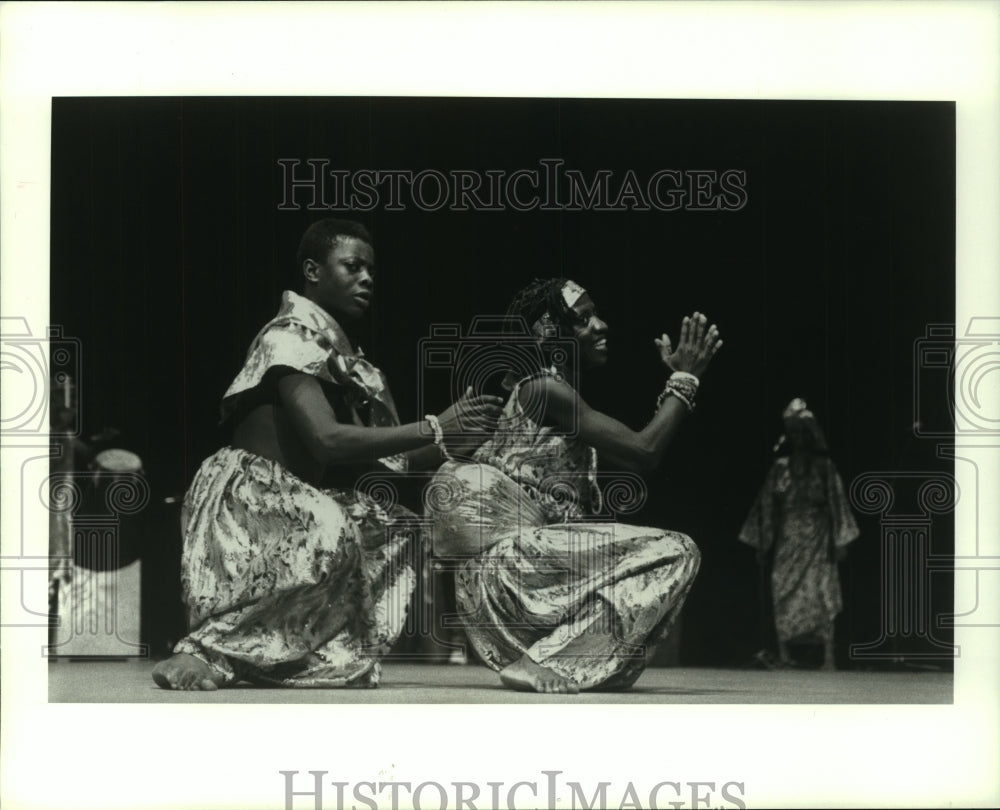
[296,218,373,273]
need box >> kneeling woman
[428,279,722,693]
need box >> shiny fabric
[176,447,417,687]
[473,370,602,522]
[222,290,407,471]
[428,374,700,690]
[739,455,859,643]
[171,292,417,686]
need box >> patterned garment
[176,448,416,687]
[172,291,417,686]
[428,372,700,691]
[222,290,407,471]
[471,371,601,523]
[739,455,859,643]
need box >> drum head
[93,448,143,473]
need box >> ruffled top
[221,291,407,472]
[472,370,601,521]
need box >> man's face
[307,236,375,322]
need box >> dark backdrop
[50,97,955,667]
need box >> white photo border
[2,3,998,809]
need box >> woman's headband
[531,280,587,338]
[782,397,815,421]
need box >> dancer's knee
[669,532,701,578]
[687,535,702,574]
[310,498,363,552]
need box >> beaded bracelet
[655,373,699,414]
[669,370,700,389]
[655,387,695,414]
[424,414,455,461]
[669,379,697,401]
[668,372,699,399]
[666,388,695,413]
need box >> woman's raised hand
[654,311,723,377]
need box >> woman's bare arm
[522,311,722,474]
[520,377,689,473]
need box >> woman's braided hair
[497,278,581,387]
[504,277,574,337]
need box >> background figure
[739,398,859,669]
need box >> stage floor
[48,660,952,704]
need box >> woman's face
[783,418,810,448]
[569,293,609,367]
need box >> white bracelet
[424,414,454,461]
[669,370,700,389]
[667,389,695,413]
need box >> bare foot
[152,653,224,691]
[499,655,579,694]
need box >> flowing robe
[172,291,417,687]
